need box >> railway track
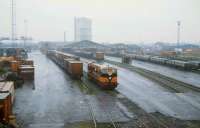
[192,70,200,74]
[80,80,118,128]
[80,60,174,128]
[78,81,97,128]
[105,60,200,93]
[79,74,171,128]
[80,79,172,128]
[45,53,200,128]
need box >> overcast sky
[0,0,200,43]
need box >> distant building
[74,17,92,41]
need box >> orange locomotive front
[87,63,118,89]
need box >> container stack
[18,64,34,80]
[0,82,15,123]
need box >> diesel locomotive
[87,63,118,89]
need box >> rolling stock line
[80,67,169,128]
[79,81,97,128]
[81,60,172,128]
[80,80,118,128]
[144,114,169,128]
[80,71,171,128]
[62,50,105,61]
[47,51,171,128]
[45,51,193,128]
[127,54,200,71]
[105,60,200,93]
[47,50,117,90]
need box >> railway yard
[7,50,199,128]
[1,0,200,127]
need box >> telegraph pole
[24,19,28,48]
[177,21,181,48]
[11,0,16,44]
[64,31,66,42]
[11,0,14,41]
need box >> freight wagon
[173,60,189,69]
[64,59,83,79]
[150,57,168,64]
[122,55,132,64]
[135,55,151,61]
[188,61,200,70]
[88,63,118,89]
[73,51,93,59]
[47,50,83,79]
[71,51,105,60]
[94,52,104,60]
[127,54,200,70]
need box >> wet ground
[13,52,133,128]
[82,57,200,120]
[12,52,200,128]
[105,56,200,88]
[116,66,200,120]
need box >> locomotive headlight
[107,69,113,76]
[109,77,112,80]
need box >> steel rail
[81,81,118,128]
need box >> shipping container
[0,82,15,104]
[67,61,83,79]
[0,82,15,123]
[0,93,12,123]
[18,66,34,80]
[47,50,83,79]
[95,52,104,60]
[160,51,176,57]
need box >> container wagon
[135,55,151,61]
[72,51,104,60]
[47,50,83,79]
[73,51,93,59]
[188,61,200,70]
[122,55,132,64]
[64,59,83,79]
[150,57,168,64]
[172,60,191,70]
[128,53,200,71]
[94,52,104,60]
[88,63,118,89]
